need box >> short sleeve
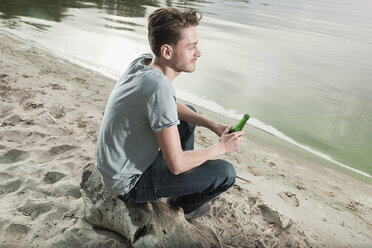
[146,87,179,132]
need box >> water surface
[1,0,371,178]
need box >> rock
[258,204,293,231]
[80,163,218,248]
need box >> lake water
[1,0,371,178]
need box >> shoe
[166,197,176,206]
[166,198,211,220]
[184,203,211,220]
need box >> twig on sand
[63,215,79,220]
[271,241,278,248]
[236,175,251,183]
[47,112,58,124]
[21,211,34,220]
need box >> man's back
[96,53,179,195]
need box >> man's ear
[159,44,173,60]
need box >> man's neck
[150,57,180,82]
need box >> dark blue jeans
[125,105,236,214]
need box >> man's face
[171,26,201,73]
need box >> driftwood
[80,163,218,248]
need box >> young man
[97,7,244,219]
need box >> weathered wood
[80,163,218,248]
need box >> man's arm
[177,102,227,136]
[155,125,244,175]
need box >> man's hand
[211,122,230,137]
[156,125,241,175]
[219,126,244,153]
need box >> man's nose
[196,46,202,57]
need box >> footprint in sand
[17,199,52,219]
[61,227,86,247]
[0,172,12,181]
[39,145,76,162]
[2,130,29,143]
[0,179,23,195]
[43,171,67,184]
[48,144,76,156]
[66,185,82,199]
[3,223,29,244]
[52,183,82,199]
[1,114,23,126]
[2,130,48,144]
[278,191,300,207]
[0,149,28,163]
[25,131,47,144]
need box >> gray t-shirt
[96,53,179,195]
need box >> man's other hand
[211,122,230,137]
[219,126,244,153]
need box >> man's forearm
[155,122,242,175]
[177,143,226,174]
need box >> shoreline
[1,30,372,247]
[179,98,372,184]
[4,29,370,182]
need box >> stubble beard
[175,59,196,73]
[171,51,196,73]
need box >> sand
[1,30,372,248]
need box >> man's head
[148,7,202,73]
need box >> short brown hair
[148,7,202,57]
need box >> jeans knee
[184,105,196,130]
[178,120,195,135]
[186,104,197,113]
[213,160,236,189]
[180,108,196,132]
[188,122,196,132]
[224,161,236,186]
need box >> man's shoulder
[128,53,153,69]
[119,53,174,94]
[142,68,166,83]
[136,53,153,63]
[144,72,174,95]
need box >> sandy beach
[1,31,372,248]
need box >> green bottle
[229,114,250,133]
